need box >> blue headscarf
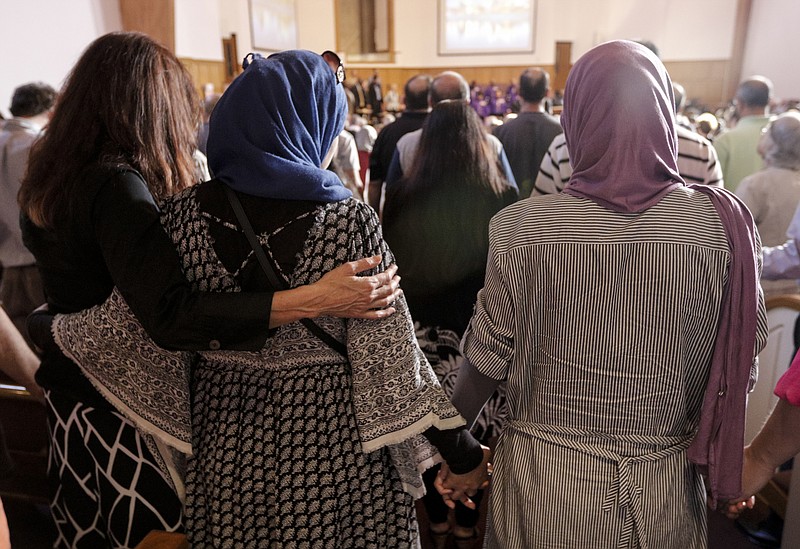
[207,50,351,202]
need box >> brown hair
[9,82,57,117]
[19,32,200,228]
[383,100,516,291]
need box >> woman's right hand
[313,255,402,319]
[269,255,402,328]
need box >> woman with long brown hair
[19,32,400,547]
[382,99,517,547]
[40,48,492,547]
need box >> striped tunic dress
[462,187,768,548]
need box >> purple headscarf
[208,50,351,202]
[561,40,683,212]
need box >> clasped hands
[434,446,493,509]
[434,445,765,519]
[719,445,778,519]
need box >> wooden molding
[725,0,753,101]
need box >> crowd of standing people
[0,29,799,549]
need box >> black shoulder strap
[222,185,348,357]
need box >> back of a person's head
[9,82,57,118]
[672,82,686,113]
[384,99,512,289]
[736,76,773,109]
[404,75,432,111]
[519,68,549,104]
[406,100,507,199]
[762,111,800,170]
[421,100,481,149]
[561,40,680,202]
[429,71,470,105]
[695,112,720,135]
[563,40,671,145]
[633,39,660,59]
[203,93,222,120]
[20,31,200,228]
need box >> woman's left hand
[434,446,492,509]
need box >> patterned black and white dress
[52,179,466,547]
[158,181,459,548]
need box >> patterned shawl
[51,199,463,502]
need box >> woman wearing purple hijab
[438,40,768,547]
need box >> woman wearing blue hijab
[159,50,486,546]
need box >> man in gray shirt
[0,82,55,343]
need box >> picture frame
[249,0,298,52]
[437,0,536,56]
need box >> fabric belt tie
[506,420,693,549]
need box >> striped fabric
[463,188,768,548]
[534,129,723,196]
[675,126,723,186]
[533,133,571,195]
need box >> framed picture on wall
[249,0,298,51]
[438,0,535,55]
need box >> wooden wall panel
[359,59,731,112]
[664,59,732,109]
[177,58,732,113]
[180,58,227,100]
[119,0,175,52]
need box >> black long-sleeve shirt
[22,164,274,405]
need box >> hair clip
[242,53,264,70]
[321,50,346,85]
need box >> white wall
[361,0,738,69]
[211,0,738,69]
[2,0,797,117]
[175,0,224,60]
[0,0,121,118]
[741,0,800,102]
[218,0,253,59]
[212,0,335,62]
[296,0,336,53]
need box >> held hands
[722,445,776,519]
[723,497,755,519]
[434,446,492,510]
[314,255,402,319]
